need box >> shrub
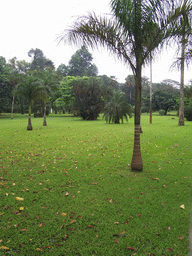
[185,105,192,121]
[159,109,165,116]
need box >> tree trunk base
[27,125,33,130]
[131,125,143,171]
[178,122,184,126]
[43,120,47,126]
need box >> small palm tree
[16,72,45,130]
[103,90,132,124]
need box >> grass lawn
[0,113,191,255]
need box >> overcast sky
[1,0,191,84]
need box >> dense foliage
[103,90,133,123]
[72,76,104,120]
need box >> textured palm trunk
[131,65,143,171]
[27,104,33,130]
[11,96,15,119]
[43,105,47,126]
[149,54,153,124]
[178,36,185,126]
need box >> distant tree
[16,72,46,130]
[153,90,176,115]
[56,64,69,77]
[68,46,98,77]
[103,90,133,124]
[37,69,59,125]
[0,57,11,113]
[56,76,76,113]
[170,1,192,125]
[28,48,55,71]
[72,76,104,120]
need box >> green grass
[0,113,191,255]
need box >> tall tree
[58,0,184,171]
[68,45,98,77]
[174,0,192,126]
[28,48,55,72]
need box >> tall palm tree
[58,0,184,170]
[173,0,192,126]
[17,72,45,130]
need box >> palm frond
[57,12,136,73]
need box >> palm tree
[173,0,192,126]
[17,72,45,130]
[103,90,133,124]
[58,0,184,170]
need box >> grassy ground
[0,113,191,255]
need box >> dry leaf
[16,197,24,201]
[70,220,76,224]
[61,213,67,216]
[65,192,69,196]
[177,236,184,240]
[114,222,119,225]
[168,227,171,230]
[20,228,28,231]
[125,247,137,251]
[36,248,43,252]
[38,223,43,228]
[0,246,9,250]
[137,214,141,217]
[163,185,166,188]
[180,204,185,209]
[120,231,126,235]
[109,199,113,204]
[114,239,119,243]
[0,240,2,243]
[125,220,129,224]
[19,207,24,211]
[88,225,93,228]
[167,248,173,251]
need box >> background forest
[0,46,192,121]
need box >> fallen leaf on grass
[125,247,137,251]
[38,223,43,228]
[163,185,166,188]
[19,207,24,211]
[91,183,98,185]
[120,231,126,235]
[87,225,93,228]
[61,213,67,216]
[0,246,9,250]
[36,248,43,252]
[114,239,119,243]
[167,248,173,251]
[114,222,119,225]
[125,221,129,224]
[168,227,171,230]
[0,240,2,243]
[177,236,185,240]
[137,214,141,217]
[65,192,69,196]
[70,220,76,224]
[16,197,24,201]
[180,204,185,209]
[20,229,29,231]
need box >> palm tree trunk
[178,35,185,126]
[131,65,143,171]
[43,104,47,126]
[11,96,15,119]
[149,54,153,124]
[27,104,33,130]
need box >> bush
[159,109,165,116]
[185,105,192,121]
